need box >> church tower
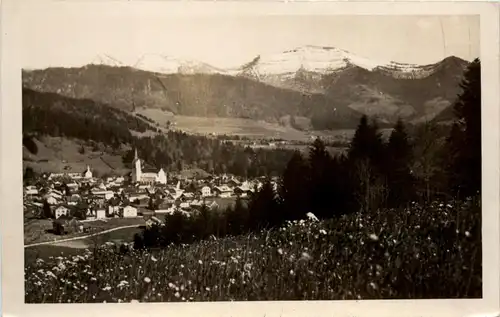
[131,148,142,183]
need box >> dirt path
[24,225,140,249]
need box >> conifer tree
[386,119,414,207]
[446,58,481,198]
[348,115,387,212]
[247,179,280,230]
[279,151,310,220]
[308,138,336,218]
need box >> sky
[17,4,479,70]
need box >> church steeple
[134,148,139,162]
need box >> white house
[96,208,106,219]
[54,206,69,219]
[45,196,59,205]
[108,205,120,216]
[25,186,39,196]
[213,185,233,198]
[92,190,115,200]
[200,186,211,197]
[123,205,138,218]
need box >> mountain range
[22,45,470,130]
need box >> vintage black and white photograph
[19,8,484,304]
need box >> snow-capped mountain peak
[132,53,225,75]
[239,45,390,76]
[90,54,125,67]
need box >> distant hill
[22,88,295,177]
[22,65,362,130]
[22,45,471,130]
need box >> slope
[22,65,363,129]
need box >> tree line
[22,88,295,178]
[134,58,481,249]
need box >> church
[131,149,167,185]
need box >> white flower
[198,260,203,265]
[306,212,319,221]
[301,252,312,261]
[151,255,158,262]
[45,271,57,279]
[144,277,151,283]
[319,229,327,235]
[205,287,211,291]
[277,248,283,255]
[465,231,471,237]
[289,269,295,276]
[174,292,180,298]
[368,233,379,241]
[102,286,112,291]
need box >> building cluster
[24,151,275,234]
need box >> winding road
[24,225,140,248]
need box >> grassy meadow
[25,198,481,303]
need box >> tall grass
[25,198,481,303]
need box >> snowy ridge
[242,45,389,75]
[90,54,125,67]
[133,53,226,75]
[85,46,465,80]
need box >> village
[23,149,276,240]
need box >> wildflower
[45,271,57,279]
[289,269,295,276]
[369,233,379,241]
[205,287,211,291]
[244,263,253,271]
[198,260,203,265]
[144,277,151,283]
[174,292,180,298]
[102,286,112,291]
[180,264,185,269]
[277,248,283,255]
[118,280,129,289]
[151,255,158,262]
[230,278,236,284]
[301,252,312,261]
[168,282,175,289]
[306,212,319,222]
[319,229,327,235]
[465,231,471,237]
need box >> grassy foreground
[25,199,481,303]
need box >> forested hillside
[22,88,294,177]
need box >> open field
[23,136,130,176]
[25,226,144,263]
[24,217,145,245]
[137,109,358,141]
[25,199,481,302]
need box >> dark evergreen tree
[278,151,310,220]
[385,119,414,207]
[247,179,280,230]
[348,115,387,212]
[446,58,481,198]
[307,138,336,218]
[23,167,36,184]
[42,201,53,219]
